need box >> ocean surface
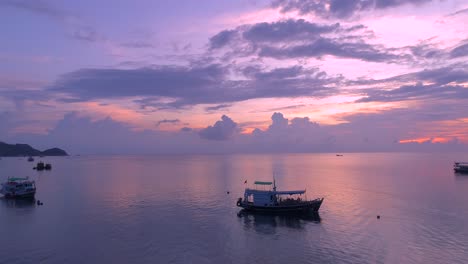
[1,153,468,263]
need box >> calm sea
[1,153,468,263]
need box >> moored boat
[27,156,34,162]
[454,162,468,173]
[0,177,36,199]
[236,180,323,213]
[35,161,45,171]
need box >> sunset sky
[1,0,467,154]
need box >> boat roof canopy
[8,177,29,182]
[275,190,306,195]
[245,189,306,195]
[254,181,272,185]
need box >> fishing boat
[236,180,323,213]
[454,162,468,173]
[35,161,45,171]
[0,177,36,199]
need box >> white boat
[454,162,468,173]
[0,177,36,199]
[236,180,323,213]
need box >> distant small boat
[336,154,343,157]
[454,162,468,173]
[35,162,45,171]
[45,163,52,170]
[0,177,36,199]
[27,156,34,162]
[236,180,324,213]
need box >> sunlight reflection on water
[1,153,468,263]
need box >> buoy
[227,191,230,194]
[377,215,380,219]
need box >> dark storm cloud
[199,115,238,140]
[271,0,432,19]
[50,64,339,108]
[210,19,404,63]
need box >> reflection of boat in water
[454,162,468,173]
[34,161,51,171]
[35,162,45,171]
[236,180,324,213]
[0,197,36,208]
[237,210,320,232]
[0,177,36,199]
[238,209,321,222]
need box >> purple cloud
[50,64,339,108]
[450,42,468,58]
[210,19,406,63]
[271,0,433,19]
[199,115,238,140]
[156,119,181,126]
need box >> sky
[0,0,467,154]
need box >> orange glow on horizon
[399,137,452,144]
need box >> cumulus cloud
[3,111,467,154]
[199,115,238,140]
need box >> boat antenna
[273,176,277,192]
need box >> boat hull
[0,190,36,199]
[454,168,468,174]
[237,198,323,213]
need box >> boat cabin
[243,181,307,207]
[2,177,36,191]
[454,162,468,173]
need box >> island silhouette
[0,142,68,157]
